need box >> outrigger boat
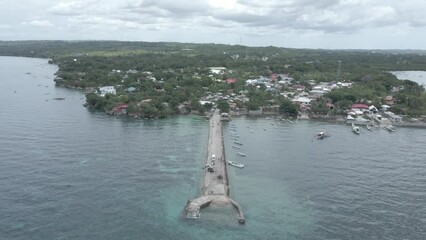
[228,161,244,168]
[366,124,373,131]
[352,123,361,135]
[384,125,396,132]
[316,131,330,139]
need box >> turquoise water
[1,57,425,239]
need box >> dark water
[1,57,425,239]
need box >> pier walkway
[185,110,245,224]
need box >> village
[87,64,418,130]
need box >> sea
[391,71,426,86]
[1,56,425,240]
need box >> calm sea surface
[1,57,425,240]
[391,71,426,86]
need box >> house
[369,105,379,114]
[199,100,214,106]
[384,111,402,122]
[111,104,128,115]
[209,67,227,74]
[99,86,116,96]
[293,97,311,107]
[385,96,394,105]
[226,78,237,84]
[351,103,369,114]
[381,104,391,111]
[126,87,136,93]
[293,84,306,91]
[270,73,278,82]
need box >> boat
[366,124,373,131]
[232,145,241,149]
[228,161,244,168]
[384,125,396,132]
[352,123,361,135]
[236,152,246,157]
[316,131,329,139]
[233,141,243,145]
[346,114,371,125]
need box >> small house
[111,104,128,115]
[351,103,369,114]
[385,96,394,105]
[226,78,237,84]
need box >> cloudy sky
[1,0,426,49]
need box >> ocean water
[391,70,426,86]
[1,57,425,239]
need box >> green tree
[217,100,230,113]
[279,99,298,117]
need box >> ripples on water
[1,57,425,239]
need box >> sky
[1,0,426,49]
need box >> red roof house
[226,78,237,84]
[351,104,369,109]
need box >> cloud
[3,0,426,48]
[43,0,426,36]
[22,20,54,27]
[48,0,101,16]
[123,0,210,16]
[0,24,11,29]
[67,15,141,29]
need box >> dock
[185,110,245,224]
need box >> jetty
[184,109,245,224]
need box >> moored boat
[384,125,396,132]
[228,161,244,168]
[352,123,361,135]
[236,152,246,157]
[316,131,329,139]
[233,141,243,145]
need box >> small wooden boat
[316,131,329,139]
[352,123,361,135]
[236,152,246,157]
[233,141,243,145]
[228,161,244,168]
[384,125,396,132]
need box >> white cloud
[22,20,54,27]
[1,0,426,49]
[0,24,11,29]
[68,15,140,29]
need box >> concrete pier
[185,110,245,224]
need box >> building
[351,103,369,114]
[209,67,227,74]
[293,97,311,107]
[226,78,237,84]
[111,104,128,115]
[98,86,116,96]
[385,96,395,105]
[384,111,402,122]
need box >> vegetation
[1,40,426,118]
